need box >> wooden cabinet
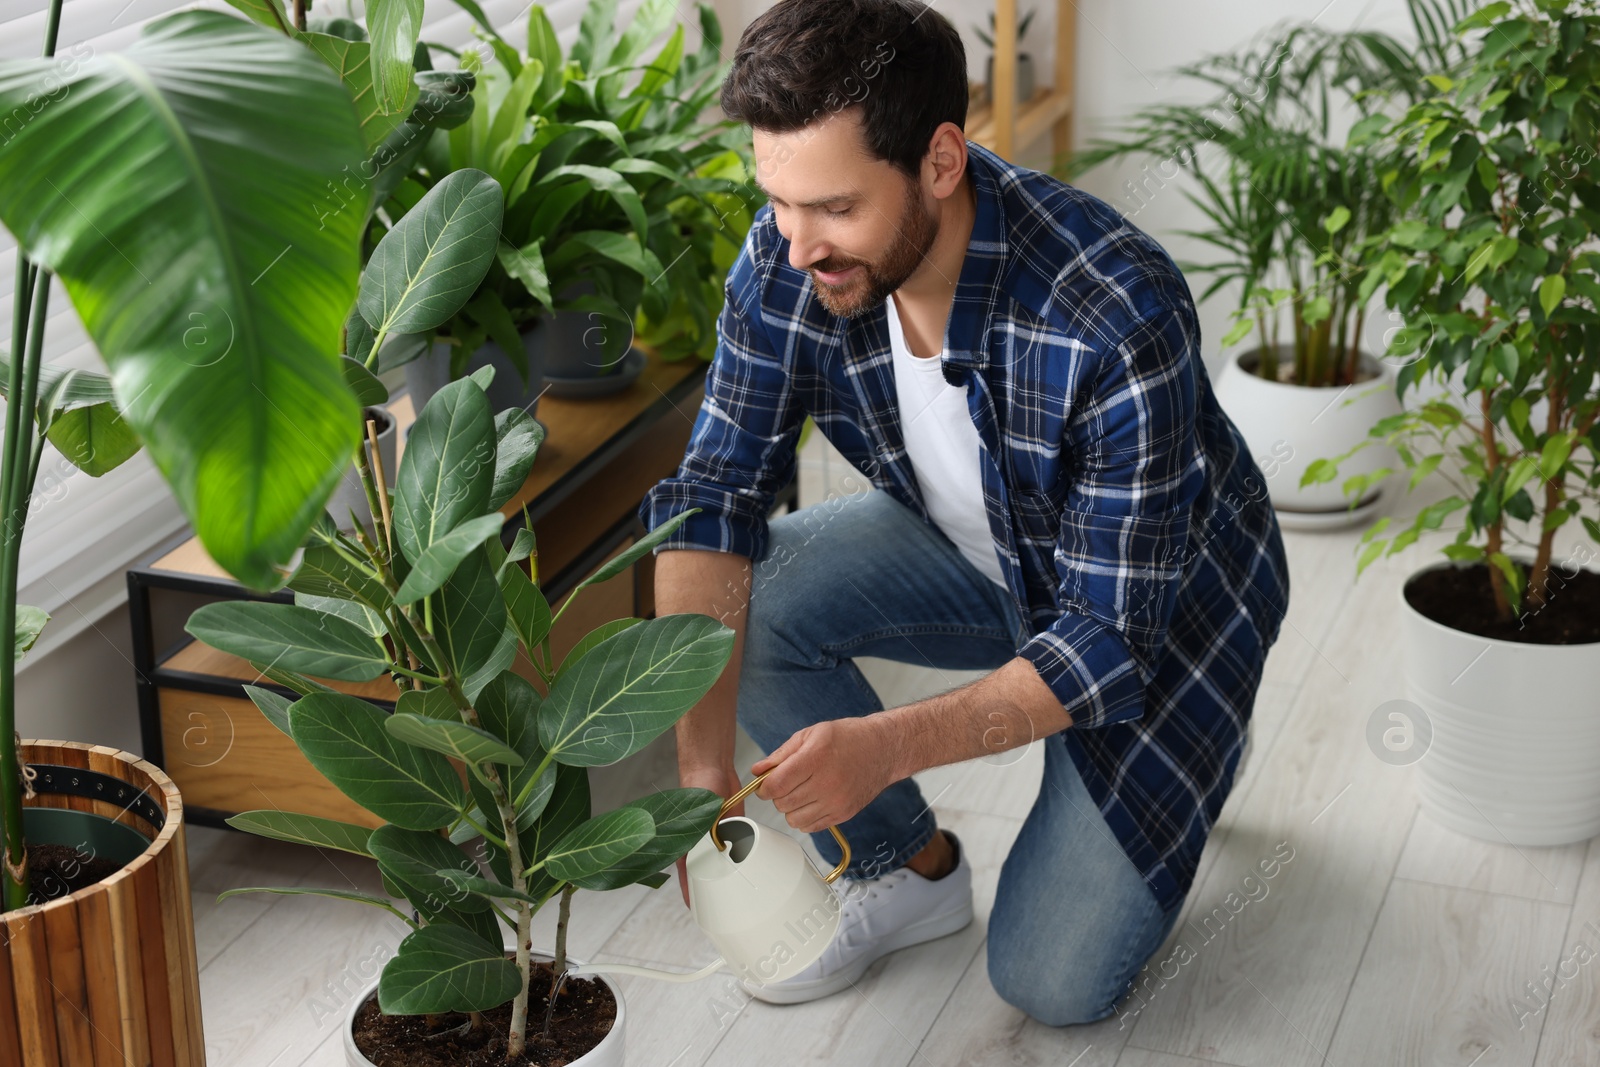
[967,0,1077,164]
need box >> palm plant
[1067,4,1475,385]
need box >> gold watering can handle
[710,771,851,883]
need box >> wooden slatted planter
[0,740,204,1066]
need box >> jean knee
[987,950,1120,1027]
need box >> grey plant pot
[405,320,549,417]
[541,278,639,395]
[984,53,1036,104]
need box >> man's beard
[809,181,939,319]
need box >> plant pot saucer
[1272,488,1385,532]
[543,347,646,398]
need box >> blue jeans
[735,488,1186,1026]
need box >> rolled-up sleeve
[638,221,803,562]
[1017,304,1206,730]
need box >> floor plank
[1394,812,1588,906]
[1532,837,1600,1067]
[1325,879,1570,1067]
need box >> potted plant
[1308,0,1600,844]
[0,7,373,1061]
[1068,13,1469,525]
[390,0,756,406]
[191,372,736,1065]
[184,157,738,1064]
[975,6,1038,104]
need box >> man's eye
[825,206,853,217]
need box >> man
[637,0,1290,1025]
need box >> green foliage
[368,1,758,380]
[1070,10,1461,385]
[1306,0,1600,616]
[199,370,735,1047]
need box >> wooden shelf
[967,84,1074,157]
[972,0,1076,162]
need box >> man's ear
[924,121,969,201]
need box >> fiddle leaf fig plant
[192,161,736,1059]
[0,8,371,910]
[1303,0,1600,619]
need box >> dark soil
[26,842,122,904]
[1405,562,1600,645]
[352,959,617,1066]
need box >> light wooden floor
[189,437,1600,1067]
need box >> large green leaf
[394,513,505,604]
[385,712,523,767]
[0,12,368,590]
[299,32,417,151]
[393,378,496,564]
[496,241,552,312]
[501,557,551,653]
[365,0,424,116]
[542,807,654,883]
[540,614,734,766]
[436,551,511,693]
[225,810,376,857]
[378,924,520,1015]
[241,684,293,735]
[489,409,545,510]
[44,405,141,476]
[570,787,722,890]
[553,618,642,682]
[287,544,394,615]
[288,691,460,829]
[186,601,389,681]
[357,169,503,338]
[369,824,489,914]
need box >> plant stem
[1527,374,1565,610]
[1480,389,1511,621]
[543,883,576,1038]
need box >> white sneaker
[739,830,974,1005]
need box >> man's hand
[751,716,900,835]
[677,764,744,909]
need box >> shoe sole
[739,893,975,1005]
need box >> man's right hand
[677,764,746,909]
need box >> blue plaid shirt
[640,141,1290,913]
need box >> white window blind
[0,0,675,665]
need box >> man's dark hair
[719,0,968,180]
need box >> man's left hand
[751,716,901,834]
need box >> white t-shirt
[885,293,1008,590]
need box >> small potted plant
[975,6,1038,104]
[0,7,373,1061]
[389,0,756,406]
[1069,15,1469,525]
[1308,0,1600,844]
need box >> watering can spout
[563,772,851,988]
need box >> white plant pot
[1401,559,1600,846]
[326,406,396,533]
[1211,347,1402,529]
[344,951,625,1067]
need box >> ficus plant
[0,8,373,909]
[187,172,736,1059]
[1303,0,1600,619]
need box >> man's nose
[783,216,830,272]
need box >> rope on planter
[14,731,36,800]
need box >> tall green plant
[0,9,370,909]
[1068,10,1464,384]
[1304,0,1600,618]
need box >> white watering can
[562,771,852,986]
